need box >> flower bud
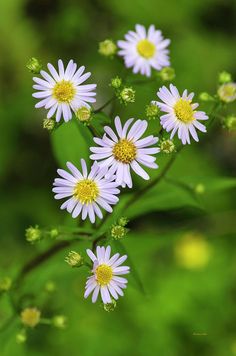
[25,225,41,243]
[160,139,175,154]
[103,299,117,312]
[223,115,236,130]
[43,118,55,131]
[218,83,236,103]
[26,57,42,74]
[52,315,67,329]
[119,87,135,104]
[0,277,12,292]
[50,228,59,239]
[21,308,41,328]
[65,251,84,267]
[159,67,175,81]
[218,71,232,84]
[111,225,128,240]
[194,183,205,195]
[145,103,160,120]
[16,329,27,344]
[118,217,129,227]
[199,92,214,102]
[98,39,117,57]
[75,106,92,123]
[110,76,122,89]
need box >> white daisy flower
[32,59,97,123]
[84,245,130,304]
[90,116,159,188]
[155,84,209,145]
[52,160,120,224]
[117,24,170,77]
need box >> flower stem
[125,147,183,210]
[94,96,116,113]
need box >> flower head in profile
[52,160,120,223]
[155,84,209,144]
[84,246,130,304]
[117,24,170,77]
[90,116,159,188]
[32,59,96,123]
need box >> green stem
[125,147,182,210]
[94,96,116,113]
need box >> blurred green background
[0,0,236,355]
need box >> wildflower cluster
[5,22,234,340]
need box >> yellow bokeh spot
[96,264,113,285]
[74,179,99,205]
[175,233,211,269]
[113,139,136,164]
[137,39,156,59]
[53,80,76,103]
[174,99,195,123]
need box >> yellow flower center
[137,39,156,59]
[174,99,195,123]
[96,264,113,285]
[53,80,76,103]
[73,179,99,204]
[21,308,41,328]
[113,139,137,164]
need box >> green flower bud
[199,92,214,102]
[75,106,92,123]
[110,76,122,89]
[16,329,27,344]
[26,57,42,74]
[195,183,205,195]
[218,71,232,84]
[223,115,236,130]
[160,139,175,154]
[43,118,55,131]
[25,225,41,243]
[111,225,128,240]
[98,39,117,57]
[145,103,160,120]
[50,228,59,239]
[0,277,12,292]
[218,83,236,103]
[159,67,175,81]
[21,308,41,328]
[103,299,117,312]
[52,315,67,329]
[118,217,129,227]
[65,251,84,267]
[119,87,135,104]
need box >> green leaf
[51,120,92,167]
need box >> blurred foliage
[0,0,236,355]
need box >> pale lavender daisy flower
[90,116,159,188]
[32,59,96,123]
[117,24,170,77]
[52,160,120,224]
[84,245,130,304]
[155,84,209,145]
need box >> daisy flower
[32,59,96,123]
[155,84,209,145]
[117,24,170,77]
[84,245,130,304]
[90,116,159,188]
[52,160,120,223]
